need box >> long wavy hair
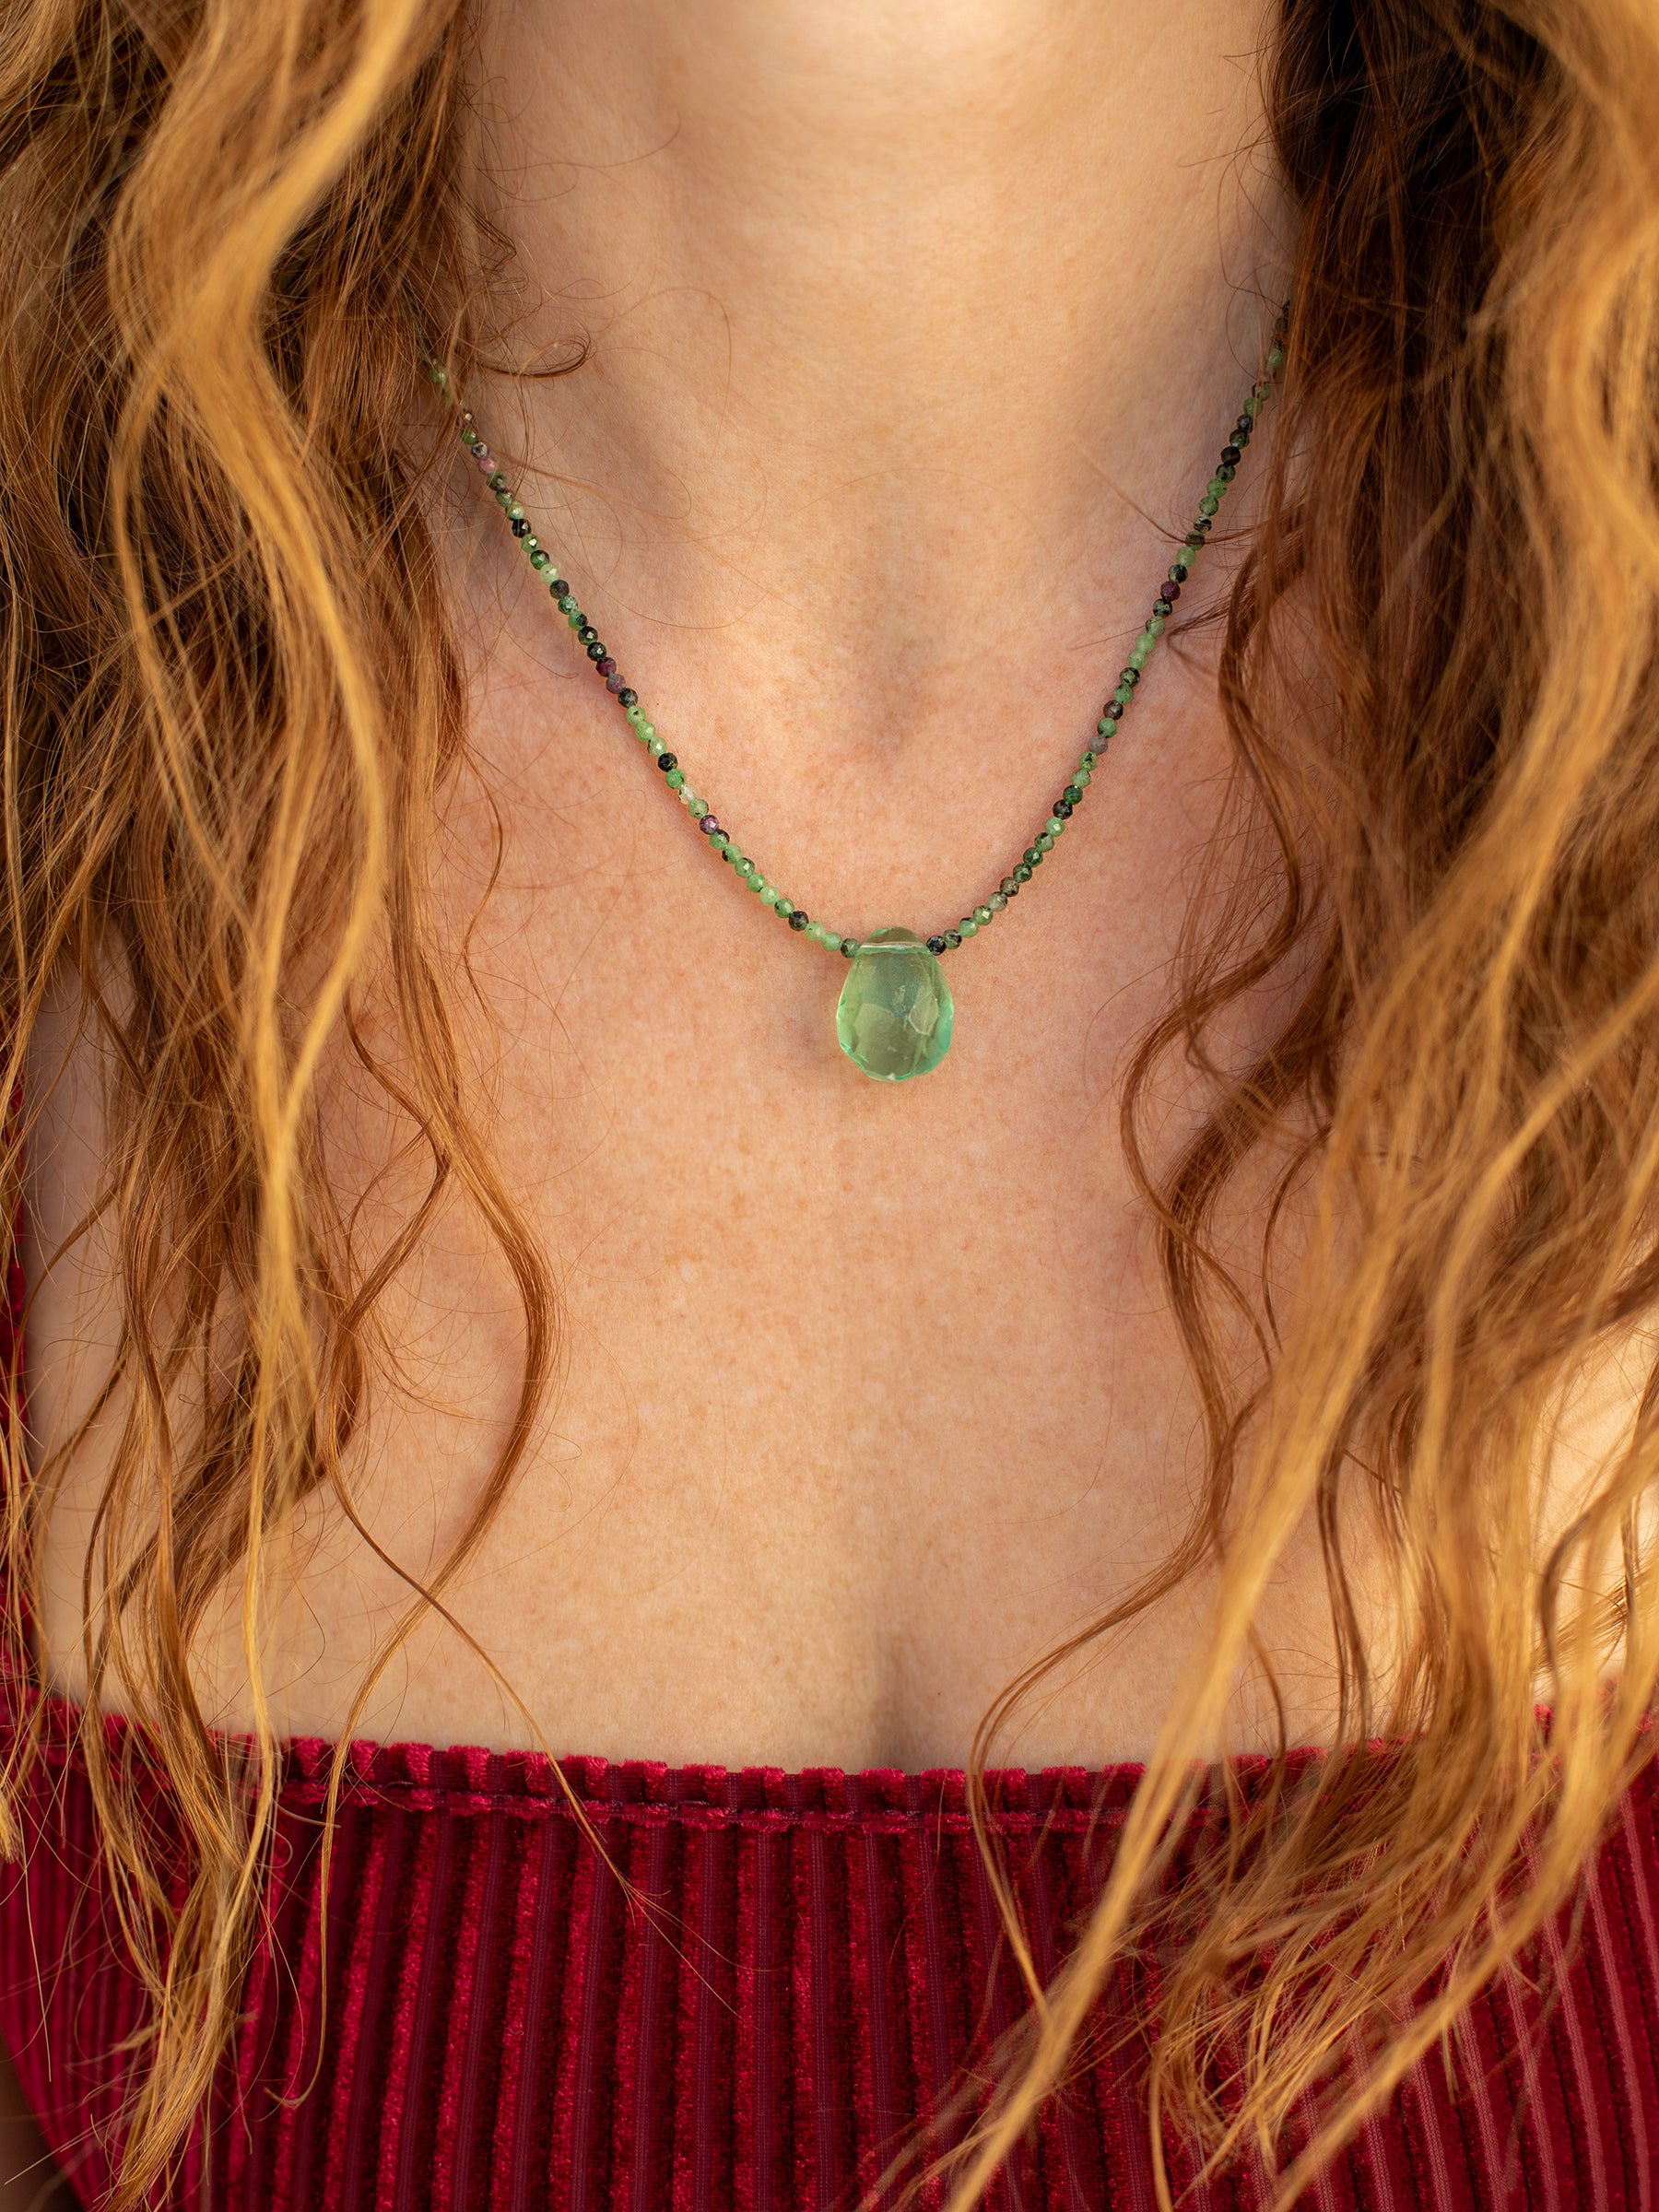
[1,0,1658,2205]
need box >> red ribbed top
[5,1253,1659,2206]
[5,1696,1659,2210]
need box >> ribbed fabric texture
[4,1702,1659,2211]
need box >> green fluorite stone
[835,926,954,1081]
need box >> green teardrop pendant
[835,926,954,1081]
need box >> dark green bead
[1014,863,1032,884]
[557,594,578,613]
[530,550,550,570]
[1000,877,1018,898]
[488,472,506,491]
[1063,784,1083,806]
[945,930,962,949]
[841,939,859,958]
[1024,845,1043,866]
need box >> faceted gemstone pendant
[835,926,954,1081]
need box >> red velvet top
[5,1252,1659,2208]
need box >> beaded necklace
[426,335,1284,1081]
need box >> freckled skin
[28,0,1349,1781]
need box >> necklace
[427,339,1282,1081]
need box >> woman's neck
[468,0,1288,747]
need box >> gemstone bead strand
[428,338,1283,968]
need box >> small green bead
[557,594,578,614]
[1112,685,1133,706]
[495,489,512,509]
[822,931,842,952]
[639,722,655,742]
[1014,863,1033,884]
[973,905,992,926]
[750,872,767,893]
[1080,750,1099,771]
[709,833,729,855]
[648,736,665,758]
[959,918,978,938]
[1074,766,1092,787]
[1045,818,1065,838]
[987,893,1007,913]
[1129,645,1149,669]
[1064,784,1083,806]
[567,611,583,630]
[759,886,779,907]
[775,898,794,919]
[665,768,685,789]
[1038,832,1055,853]
[625,705,642,724]
[1025,845,1043,866]
[1268,345,1285,372]
[508,502,526,521]
[530,549,549,570]
[805,922,826,943]
[1199,495,1219,516]
[1098,717,1118,738]
[1149,616,1166,636]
